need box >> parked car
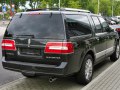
[110,25,120,37]
[116,16,120,18]
[111,16,120,24]
[115,16,120,23]
[103,16,116,25]
[1,8,120,85]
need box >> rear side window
[98,17,108,28]
[5,14,65,39]
[92,16,102,33]
[65,15,91,37]
[98,17,109,32]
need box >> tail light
[44,42,74,54]
[2,39,16,51]
[116,28,120,31]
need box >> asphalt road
[0,26,23,86]
[0,25,114,89]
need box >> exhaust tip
[49,77,57,83]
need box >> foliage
[99,0,112,16]
[68,0,81,8]
[0,0,120,16]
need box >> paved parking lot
[82,58,120,90]
[0,59,114,90]
[0,23,115,90]
[0,26,23,86]
[0,21,9,27]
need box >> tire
[110,42,120,62]
[76,54,93,85]
[22,72,37,78]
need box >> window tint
[92,16,102,33]
[6,14,65,39]
[65,15,91,37]
[98,17,108,28]
[98,17,109,32]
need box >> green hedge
[0,14,10,20]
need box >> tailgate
[3,38,67,65]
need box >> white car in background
[115,16,120,23]
[111,16,120,24]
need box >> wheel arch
[86,50,95,64]
[78,49,95,72]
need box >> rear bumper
[2,57,68,77]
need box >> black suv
[2,9,120,85]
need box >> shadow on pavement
[1,77,83,90]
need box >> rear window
[5,14,65,39]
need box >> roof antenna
[19,13,22,18]
[50,12,52,18]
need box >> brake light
[44,42,74,54]
[28,12,41,15]
[2,39,16,51]
[116,28,120,31]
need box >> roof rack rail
[26,8,60,11]
[61,8,91,13]
[26,9,45,11]
[26,8,91,13]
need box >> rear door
[98,17,116,56]
[64,14,93,72]
[3,13,66,65]
[91,16,107,61]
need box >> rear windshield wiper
[15,35,34,38]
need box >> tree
[1,0,120,16]
[113,0,120,15]
[99,0,112,16]
[68,0,81,8]
[38,0,47,8]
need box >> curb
[82,59,119,90]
